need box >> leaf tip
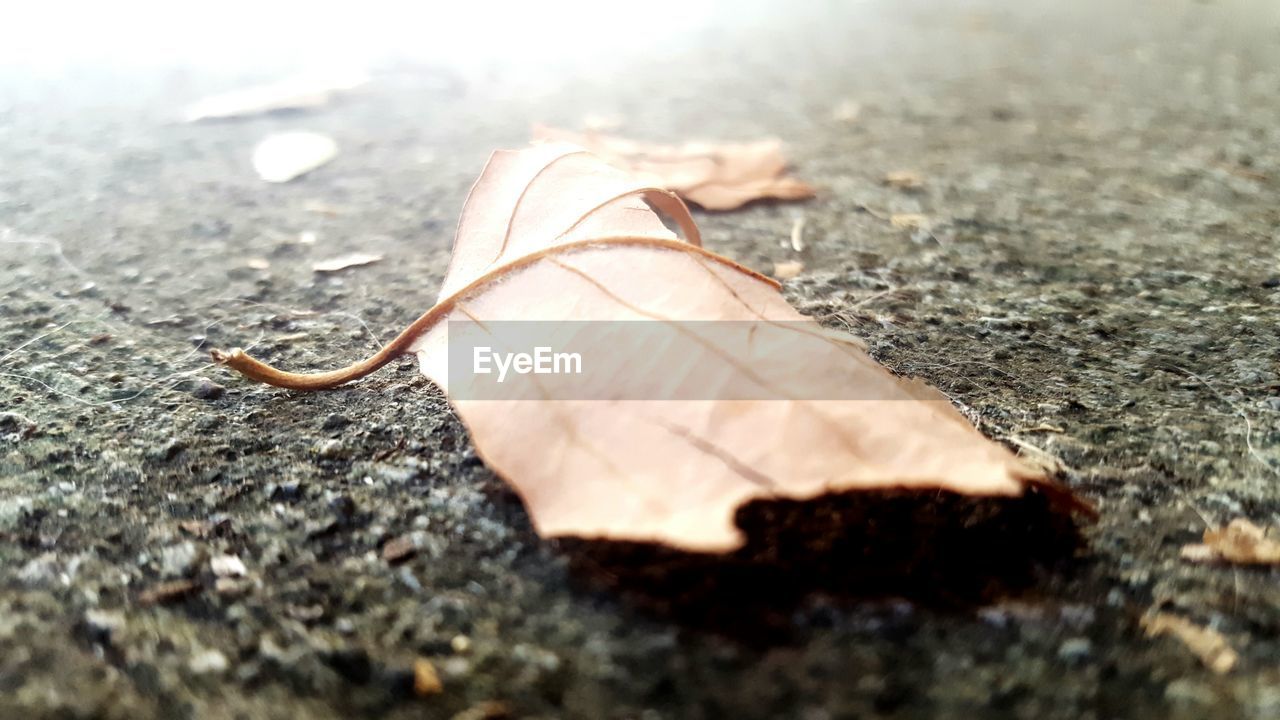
[209,347,241,365]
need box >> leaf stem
[210,235,778,391]
[209,346,398,391]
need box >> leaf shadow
[559,487,1086,644]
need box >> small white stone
[160,542,201,577]
[252,132,338,183]
[210,554,248,578]
[84,609,126,638]
[189,649,229,674]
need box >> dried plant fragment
[413,658,444,696]
[312,252,383,273]
[183,71,367,122]
[1141,612,1238,674]
[138,579,201,606]
[1004,436,1069,476]
[533,126,814,211]
[1181,518,1280,565]
[212,145,1088,552]
[253,132,338,183]
[179,518,229,538]
[789,216,806,252]
[772,260,805,280]
[884,170,925,191]
[303,200,345,216]
[890,213,930,231]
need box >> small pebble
[1058,637,1092,664]
[214,577,251,596]
[270,482,304,502]
[83,609,126,642]
[382,535,418,564]
[189,649,230,674]
[321,413,351,431]
[191,379,226,400]
[160,541,201,577]
[315,438,346,459]
[329,494,358,520]
[210,554,248,578]
[440,656,472,679]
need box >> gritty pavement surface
[2,1,1279,718]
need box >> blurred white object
[312,252,383,273]
[184,72,368,121]
[252,131,338,183]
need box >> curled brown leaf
[213,145,1088,552]
[532,126,815,211]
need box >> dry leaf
[890,213,930,231]
[312,252,383,273]
[532,126,815,211]
[213,144,1087,553]
[1180,518,1280,565]
[772,260,805,280]
[1142,612,1238,674]
[253,132,338,183]
[183,72,367,122]
[884,170,925,191]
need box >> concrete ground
[1,1,1277,717]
